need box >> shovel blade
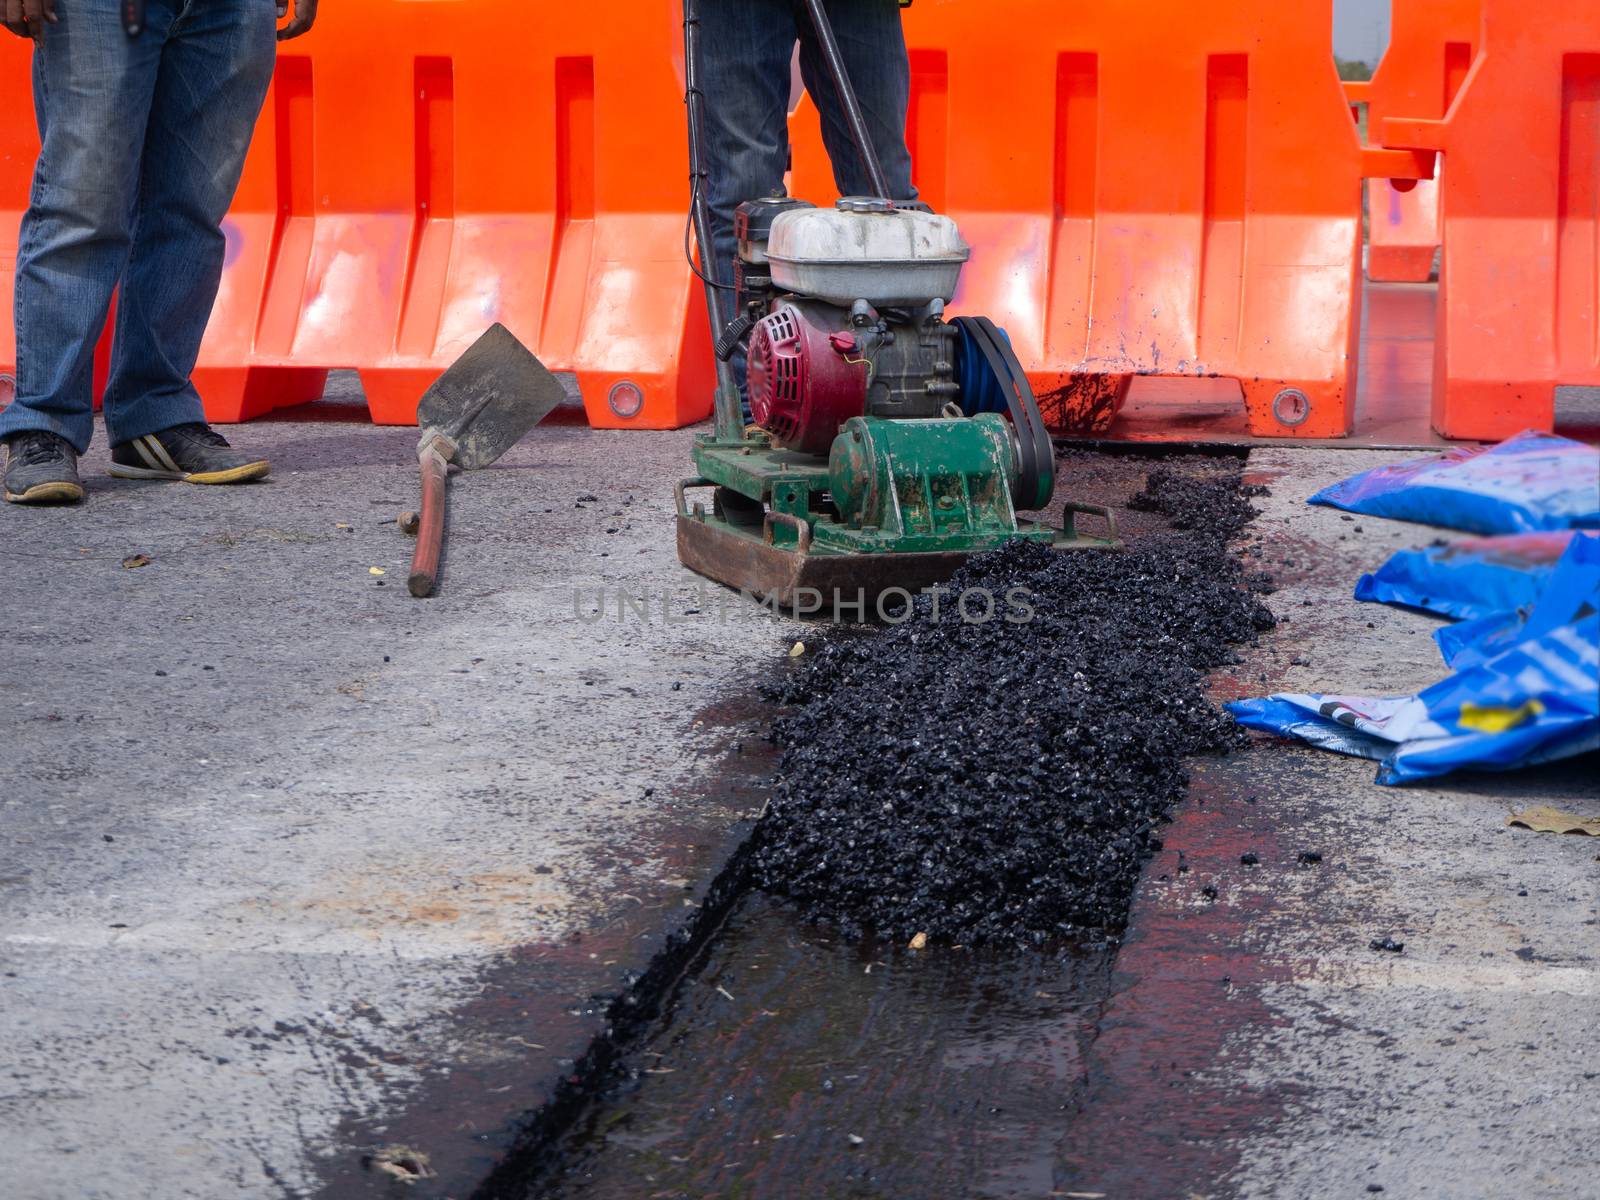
[416,323,566,470]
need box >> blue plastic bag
[1428,531,1598,667]
[1434,532,1600,670]
[1229,533,1600,784]
[1309,431,1600,535]
[1354,532,1574,621]
[1434,610,1521,668]
[1228,627,1597,784]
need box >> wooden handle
[408,443,449,597]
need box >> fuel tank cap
[835,196,896,214]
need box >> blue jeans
[0,0,276,453]
[695,0,916,401]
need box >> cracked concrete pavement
[0,414,794,1198]
[1059,449,1598,1200]
[2,426,1595,1200]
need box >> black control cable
[682,0,736,302]
[682,0,745,440]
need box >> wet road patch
[496,453,1279,1199]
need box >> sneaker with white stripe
[109,423,270,485]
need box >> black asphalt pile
[750,466,1274,948]
[1127,465,1268,533]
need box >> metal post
[801,0,893,201]
[683,0,745,441]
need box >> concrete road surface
[2,423,1594,1199]
[1,415,791,1198]
[1059,449,1598,1200]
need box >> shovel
[405,324,565,598]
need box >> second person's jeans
[0,0,276,453]
[694,0,918,401]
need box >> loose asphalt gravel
[751,463,1277,947]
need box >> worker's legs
[693,0,797,409]
[102,0,275,447]
[693,0,797,290]
[798,0,916,202]
[692,0,914,409]
[0,0,168,453]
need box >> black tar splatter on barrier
[750,468,1275,949]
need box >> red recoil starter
[747,305,869,456]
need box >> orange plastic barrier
[1346,0,1479,282]
[789,0,1430,438]
[1381,0,1600,439]
[203,0,711,427]
[2,1,712,430]
[0,36,29,416]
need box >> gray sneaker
[3,431,84,505]
[109,423,270,485]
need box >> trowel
[404,323,565,597]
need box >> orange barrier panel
[201,0,711,428]
[790,0,1429,438]
[0,35,30,417]
[0,39,112,417]
[1382,0,1600,439]
[1346,0,1479,283]
[2,1,712,430]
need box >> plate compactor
[676,0,1116,613]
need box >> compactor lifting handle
[685,0,891,445]
[683,0,746,442]
[800,0,892,201]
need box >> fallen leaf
[121,554,150,569]
[788,641,806,658]
[908,931,928,951]
[369,567,386,576]
[1507,806,1600,837]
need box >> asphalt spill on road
[750,466,1274,947]
[526,453,1275,1200]
[539,893,1111,1200]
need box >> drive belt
[951,316,1056,512]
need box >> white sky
[1333,0,1392,65]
